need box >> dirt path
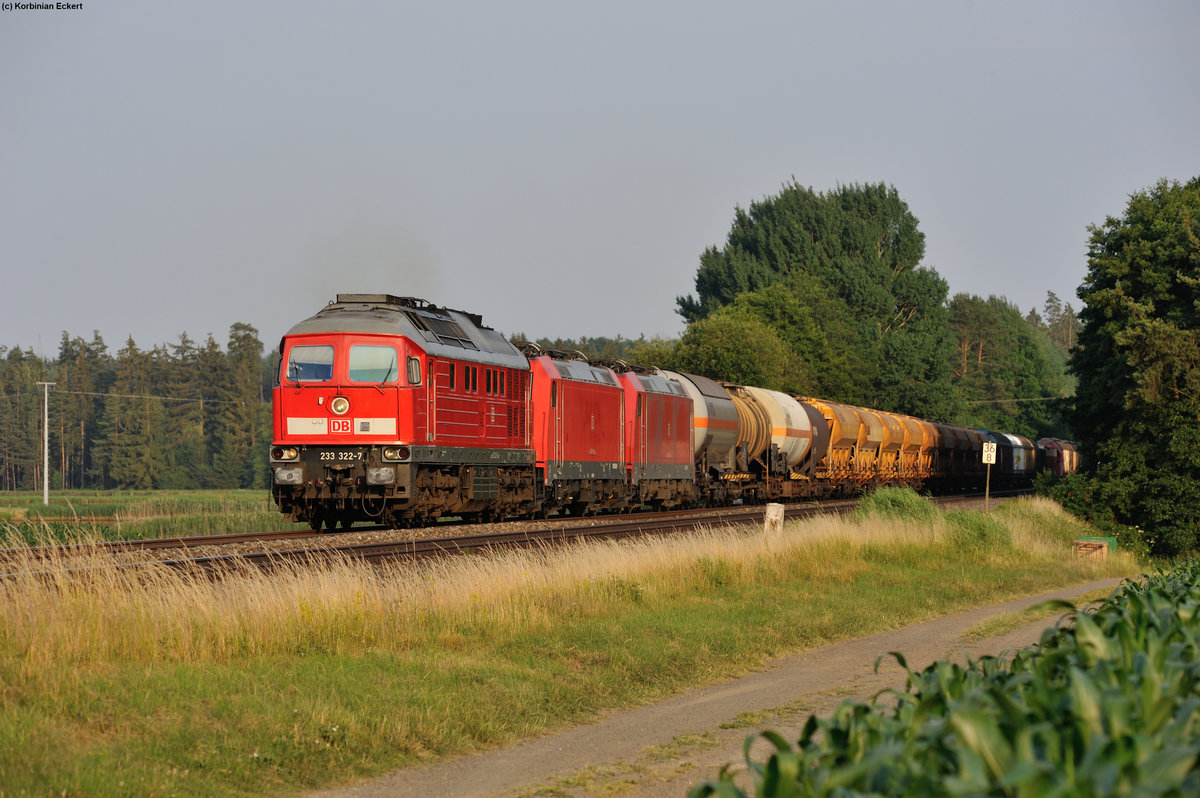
[308,577,1126,798]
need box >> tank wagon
[270,295,1053,530]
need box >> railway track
[1,491,1028,581]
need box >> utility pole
[36,382,55,506]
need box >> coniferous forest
[0,324,271,491]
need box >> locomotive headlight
[382,446,410,461]
[271,446,299,462]
[329,396,351,416]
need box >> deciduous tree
[1069,176,1200,555]
[676,181,957,416]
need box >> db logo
[329,418,353,434]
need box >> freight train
[270,294,1077,530]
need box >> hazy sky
[3,1,1198,356]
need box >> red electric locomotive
[520,349,697,514]
[611,364,695,509]
[523,347,626,515]
[270,294,534,529]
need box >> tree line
[535,182,1079,442]
[0,323,270,492]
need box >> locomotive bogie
[408,462,536,523]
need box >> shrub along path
[307,577,1127,798]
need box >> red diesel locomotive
[270,294,1073,530]
[271,295,532,529]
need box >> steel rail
[1,490,1029,582]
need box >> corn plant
[692,560,1200,797]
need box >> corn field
[693,559,1200,797]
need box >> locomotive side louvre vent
[507,405,526,440]
[477,326,516,354]
[553,362,618,386]
[404,310,479,351]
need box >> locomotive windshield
[348,345,400,383]
[285,345,334,382]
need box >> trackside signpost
[982,441,997,511]
[36,381,54,506]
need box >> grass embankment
[0,491,1136,796]
[0,489,281,543]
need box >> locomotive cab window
[285,345,334,383]
[348,345,401,383]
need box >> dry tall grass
[0,497,1133,684]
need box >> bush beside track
[692,559,1200,797]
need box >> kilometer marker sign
[982,441,997,511]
